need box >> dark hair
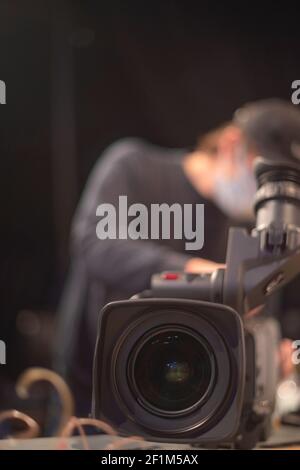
[234,99,300,163]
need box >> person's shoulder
[101,138,152,167]
[86,138,147,183]
[100,137,182,166]
[91,138,185,184]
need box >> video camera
[92,156,300,449]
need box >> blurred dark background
[0,0,300,418]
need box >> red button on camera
[162,273,179,280]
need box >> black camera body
[92,158,300,448]
[93,298,245,445]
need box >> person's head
[184,99,300,221]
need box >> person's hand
[184,258,225,274]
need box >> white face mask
[213,150,257,222]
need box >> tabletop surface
[0,424,300,450]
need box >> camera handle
[223,227,300,315]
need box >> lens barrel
[253,158,300,250]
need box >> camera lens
[129,327,215,416]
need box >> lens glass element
[131,328,215,414]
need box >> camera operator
[57,99,300,415]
